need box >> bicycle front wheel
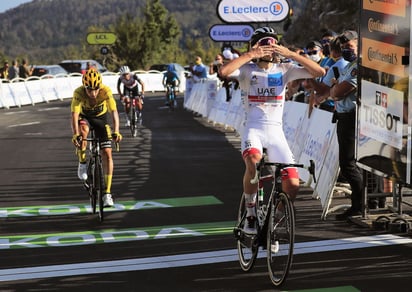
[267,192,295,286]
[87,160,96,214]
[95,157,105,222]
[236,193,259,272]
[130,108,137,137]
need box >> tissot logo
[217,0,290,23]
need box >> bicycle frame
[234,154,316,286]
[84,128,106,222]
[128,92,142,137]
[166,84,177,110]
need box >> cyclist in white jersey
[117,66,145,126]
[219,27,325,234]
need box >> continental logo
[362,38,406,77]
[368,18,399,35]
[363,0,406,17]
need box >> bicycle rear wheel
[267,192,295,286]
[168,91,175,111]
[95,156,105,222]
[86,160,96,214]
[236,193,259,272]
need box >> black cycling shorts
[79,113,112,149]
[123,86,139,98]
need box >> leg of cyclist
[77,118,89,180]
[241,131,263,235]
[130,87,142,119]
[164,85,170,105]
[93,117,115,207]
[101,145,114,207]
[124,97,131,126]
[266,129,299,215]
[122,89,131,127]
[173,80,178,99]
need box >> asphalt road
[0,93,411,292]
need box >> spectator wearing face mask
[305,40,329,68]
[302,40,331,109]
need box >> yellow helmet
[82,68,102,89]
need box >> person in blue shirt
[330,30,363,220]
[191,56,207,81]
[162,64,180,105]
[306,37,349,112]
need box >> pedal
[83,181,90,191]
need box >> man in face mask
[305,40,329,67]
[329,30,363,221]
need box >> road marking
[0,195,222,218]
[0,221,236,249]
[285,287,360,292]
[7,121,40,128]
[3,111,29,115]
[37,107,61,111]
[0,234,410,282]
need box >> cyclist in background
[219,27,325,234]
[162,64,180,105]
[117,66,145,126]
[71,68,122,207]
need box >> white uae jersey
[232,62,313,126]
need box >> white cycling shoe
[77,163,88,181]
[271,241,280,253]
[243,216,257,235]
[103,193,114,208]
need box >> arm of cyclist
[116,78,124,99]
[111,109,122,143]
[71,111,82,148]
[138,79,145,96]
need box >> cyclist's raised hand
[112,132,122,143]
[72,134,82,148]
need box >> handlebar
[250,159,317,184]
[80,137,120,152]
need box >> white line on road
[7,121,40,128]
[0,234,411,282]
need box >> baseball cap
[305,40,322,50]
[339,30,358,43]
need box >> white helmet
[119,65,131,74]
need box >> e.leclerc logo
[217,0,290,23]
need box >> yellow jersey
[71,84,117,117]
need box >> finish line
[0,234,411,282]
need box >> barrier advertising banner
[358,0,412,185]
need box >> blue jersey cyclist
[71,68,122,207]
[219,27,325,235]
[117,66,145,126]
[162,64,180,105]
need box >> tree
[111,14,144,70]
[111,0,181,70]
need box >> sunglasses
[257,37,277,46]
[85,86,100,91]
[338,35,351,44]
[307,50,319,56]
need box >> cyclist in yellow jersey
[71,68,122,207]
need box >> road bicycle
[166,83,177,111]
[127,92,143,137]
[83,128,118,222]
[233,153,316,286]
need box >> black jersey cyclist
[162,64,180,105]
[117,66,145,126]
[71,68,122,207]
